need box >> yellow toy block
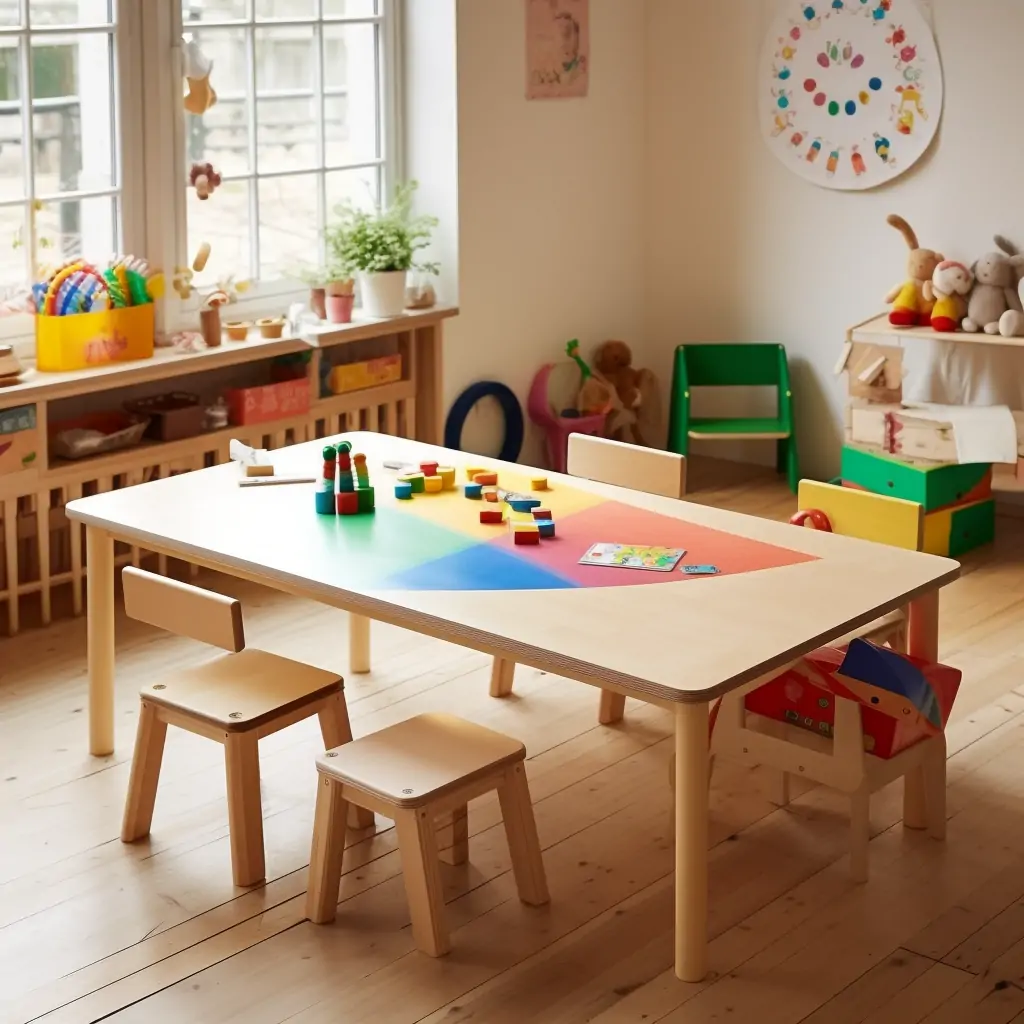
[465,466,485,481]
[530,476,549,491]
[795,480,922,551]
[438,466,456,490]
[424,475,443,493]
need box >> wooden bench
[306,713,549,956]
[120,567,372,887]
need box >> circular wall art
[759,0,943,190]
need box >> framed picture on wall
[526,0,590,100]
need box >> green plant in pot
[325,181,439,318]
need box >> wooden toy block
[356,486,375,513]
[484,490,499,502]
[532,508,552,520]
[438,467,456,490]
[420,461,439,477]
[245,464,274,478]
[841,445,991,512]
[511,521,540,534]
[464,482,483,499]
[480,509,503,524]
[513,529,541,546]
[535,519,555,538]
[400,471,425,493]
[395,481,413,500]
[923,498,995,558]
[530,476,548,491]
[315,489,336,515]
[424,475,443,493]
[336,491,359,515]
[508,497,541,513]
[474,472,498,486]
[842,343,904,403]
[465,466,485,480]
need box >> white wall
[645,0,1024,478]
[441,0,647,463]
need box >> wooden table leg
[349,613,370,674]
[904,589,939,830]
[86,527,116,757]
[674,700,710,982]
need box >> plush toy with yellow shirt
[884,214,943,327]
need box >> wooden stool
[120,567,373,887]
[306,713,549,956]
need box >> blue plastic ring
[444,381,524,462]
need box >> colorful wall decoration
[526,0,590,100]
[758,0,942,190]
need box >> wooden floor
[5,458,1024,1024]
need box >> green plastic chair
[667,343,799,493]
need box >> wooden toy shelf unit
[0,306,456,636]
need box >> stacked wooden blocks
[394,460,458,500]
[837,342,995,558]
[463,468,557,543]
[315,442,375,516]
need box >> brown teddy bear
[593,340,658,446]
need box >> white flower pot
[358,271,407,318]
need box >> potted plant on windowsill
[325,181,439,319]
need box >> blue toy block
[395,481,413,500]
[535,519,555,538]
[315,489,336,515]
[508,498,541,513]
[464,482,483,499]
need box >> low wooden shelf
[848,313,1024,350]
[0,306,457,636]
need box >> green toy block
[356,486,375,513]
[948,499,995,558]
[840,445,991,513]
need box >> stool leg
[349,614,370,674]
[306,775,349,924]
[394,807,450,957]
[121,702,168,842]
[224,732,265,887]
[497,763,549,906]
[489,658,515,698]
[444,806,469,866]
[317,694,375,831]
[849,787,870,884]
[925,735,947,841]
[598,691,626,725]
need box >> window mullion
[316,9,326,268]
[246,19,259,279]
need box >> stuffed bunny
[963,237,1024,334]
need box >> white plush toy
[999,275,1024,338]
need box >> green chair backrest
[681,343,789,388]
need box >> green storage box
[841,445,991,513]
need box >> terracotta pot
[200,307,222,347]
[325,279,354,297]
[309,287,327,320]
[326,293,355,324]
[257,317,286,339]
[224,321,251,342]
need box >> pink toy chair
[527,364,607,473]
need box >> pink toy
[527,363,607,473]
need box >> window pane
[35,193,115,266]
[188,179,251,286]
[0,39,25,202]
[0,204,27,287]
[323,22,378,166]
[323,0,377,16]
[256,26,316,173]
[182,0,249,24]
[258,172,318,280]
[0,2,20,27]
[30,0,112,26]
[33,33,115,194]
[185,28,250,176]
[325,165,377,221]
[255,0,314,18]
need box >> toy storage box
[0,405,38,475]
[35,304,155,372]
[327,354,402,395]
[225,377,310,427]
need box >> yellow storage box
[35,304,155,372]
[327,353,402,395]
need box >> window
[0,0,140,300]
[178,0,394,290]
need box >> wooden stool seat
[120,568,373,890]
[307,714,549,957]
[143,649,342,733]
[314,713,525,807]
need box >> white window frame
[5,0,401,355]
[157,0,402,330]
[0,0,146,353]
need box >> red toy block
[420,460,439,477]
[513,529,540,545]
[484,490,499,502]
[474,472,498,486]
[531,508,552,520]
[480,509,503,524]
[336,491,359,515]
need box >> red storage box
[225,377,310,426]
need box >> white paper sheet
[904,403,1019,464]
[229,439,272,466]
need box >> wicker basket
[50,411,151,461]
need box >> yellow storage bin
[35,304,155,372]
[327,353,402,395]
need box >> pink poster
[525,0,589,100]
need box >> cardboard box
[327,354,402,395]
[0,404,38,475]
[225,377,310,426]
[35,304,155,372]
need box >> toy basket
[35,304,155,372]
[49,410,150,461]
